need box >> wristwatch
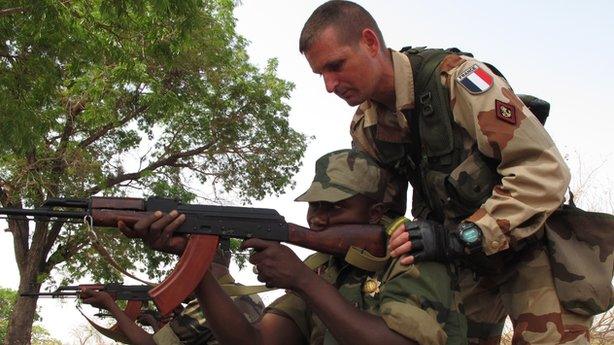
[457,222,483,254]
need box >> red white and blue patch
[456,64,493,94]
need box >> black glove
[405,220,465,263]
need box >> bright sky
[1,0,613,343]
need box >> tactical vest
[391,47,501,226]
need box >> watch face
[461,226,481,244]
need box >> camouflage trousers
[458,244,592,345]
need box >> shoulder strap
[404,47,455,158]
[303,252,331,270]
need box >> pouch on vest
[545,204,614,316]
[443,149,499,220]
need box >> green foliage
[0,288,49,343]
[0,288,17,343]
[0,0,306,297]
[30,325,62,345]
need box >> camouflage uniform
[152,274,264,345]
[350,49,593,344]
[267,150,467,345]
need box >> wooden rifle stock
[287,223,387,258]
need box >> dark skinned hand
[241,238,315,290]
[136,313,160,329]
[80,289,116,311]
[117,210,188,255]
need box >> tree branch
[87,140,217,195]
[0,7,27,16]
[41,221,64,261]
[43,237,87,274]
[78,104,148,148]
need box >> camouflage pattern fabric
[458,243,592,344]
[266,252,467,345]
[287,149,464,344]
[152,276,264,345]
[545,205,614,316]
[295,148,407,215]
[351,50,570,255]
[349,49,594,343]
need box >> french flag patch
[456,64,493,94]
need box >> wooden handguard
[149,234,220,315]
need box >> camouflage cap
[295,149,407,215]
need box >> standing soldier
[298,1,591,344]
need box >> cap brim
[294,182,356,203]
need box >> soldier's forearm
[106,303,156,345]
[196,272,264,345]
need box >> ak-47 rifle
[22,283,161,343]
[1,196,386,315]
[21,283,151,300]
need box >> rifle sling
[219,283,276,296]
[87,228,155,286]
[345,246,389,272]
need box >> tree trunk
[3,280,40,345]
[4,219,45,345]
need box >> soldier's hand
[80,289,116,310]
[390,219,465,264]
[388,223,415,265]
[118,210,188,255]
[137,313,161,330]
[241,239,313,290]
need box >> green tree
[0,1,307,344]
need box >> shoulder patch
[495,100,516,124]
[456,64,493,94]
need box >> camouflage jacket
[266,250,467,345]
[351,49,570,255]
[152,274,264,345]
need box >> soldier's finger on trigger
[248,250,264,265]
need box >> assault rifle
[22,283,162,343]
[1,196,386,315]
[21,283,151,301]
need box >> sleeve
[377,261,453,345]
[233,294,265,323]
[152,324,184,345]
[264,292,311,340]
[441,55,571,255]
[160,298,214,345]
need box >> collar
[352,49,415,143]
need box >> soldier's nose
[308,212,329,231]
[323,74,338,93]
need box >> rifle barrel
[20,292,79,297]
[0,208,86,220]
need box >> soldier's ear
[360,28,380,56]
[369,202,389,224]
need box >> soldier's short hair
[299,0,386,54]
[295,149,406,216]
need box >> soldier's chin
[340,94,363,106]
